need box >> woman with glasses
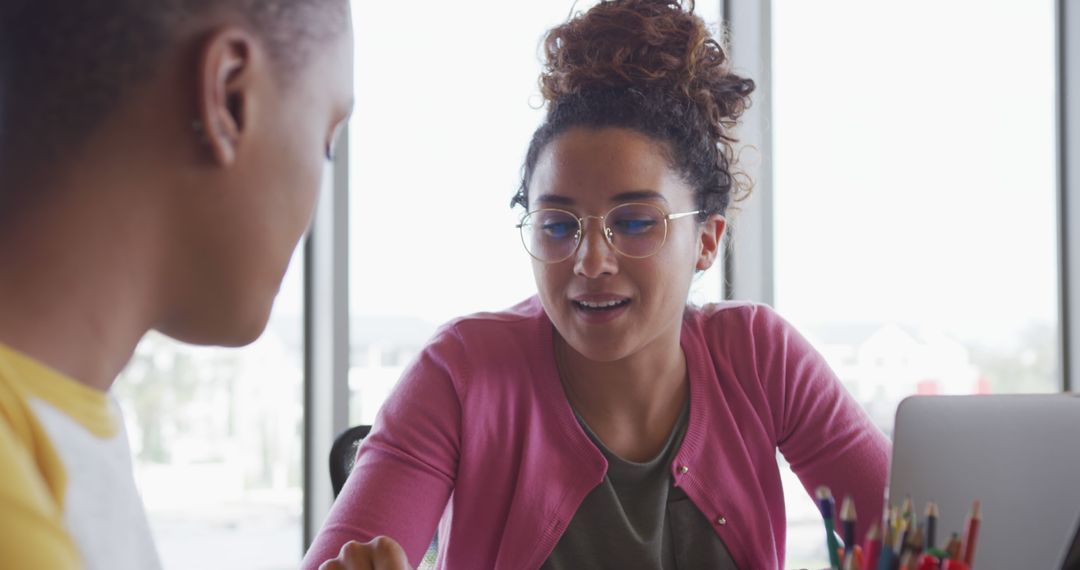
[305,1,889,569]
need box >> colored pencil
[877,518,895,570]
[925,502,938,551]
[945,532,962,560]
[862,523,881,570]
[818,486,843,570]
[899,496,913,554]
[841,494,858,564]
[898,550,913,570]
[961,500,981,566]
[908,526,924,556]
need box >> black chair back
[329,425,372,497]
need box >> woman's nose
[573,216,618,278]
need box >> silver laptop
[888,394,1080,570]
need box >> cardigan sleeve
[752,305,891,542]
[301,326,465,569]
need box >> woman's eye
[541,222,576,239]
[612,218,657,235]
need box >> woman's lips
[570,297,631,324]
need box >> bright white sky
[273,0,1057,350]
[772,0,1057,346]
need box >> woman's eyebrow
[535,194,575,206]
[534,190,669,206]
[611,190,668,204]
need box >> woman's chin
[561,331,635,363]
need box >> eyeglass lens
[520,203,668,262]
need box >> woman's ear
[695,214,726,271]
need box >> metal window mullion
[1060,0,1079,392]
[723,0,775,305]
[303,127,351,550]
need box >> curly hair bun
[512,0,756,214]
[540,0,754,143]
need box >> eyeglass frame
[515,202,705,263]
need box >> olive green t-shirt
[542,402,739,570]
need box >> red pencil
[961,500,981,566]
[861,523,881,570]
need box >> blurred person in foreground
[0,1,353,567]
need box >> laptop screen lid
[888,394,1080,570]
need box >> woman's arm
[756,307,891,541]
[301,329,465,569]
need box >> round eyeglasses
[516,203,702,263]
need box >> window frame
[1059,0,1078,392]
[303,132,352,549]
[725,0,1072,391]
[722,0,775,305]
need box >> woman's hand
[317,537,413,570]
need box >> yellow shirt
[0,342,160,569]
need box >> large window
[347,1,725,425]
[771,0,1058,566]
[110,2,1065,569]
[115,251,306,569]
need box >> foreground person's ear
[196,29,263,166]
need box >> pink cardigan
[302,297,890,570]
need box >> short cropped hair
[0,0,345,182]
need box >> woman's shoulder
[437,296,545,339]
[685,302,813,366]
[419,296,549,364]
[685,301,823,379]
[687,300,788,334]
[407,297,552,404]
